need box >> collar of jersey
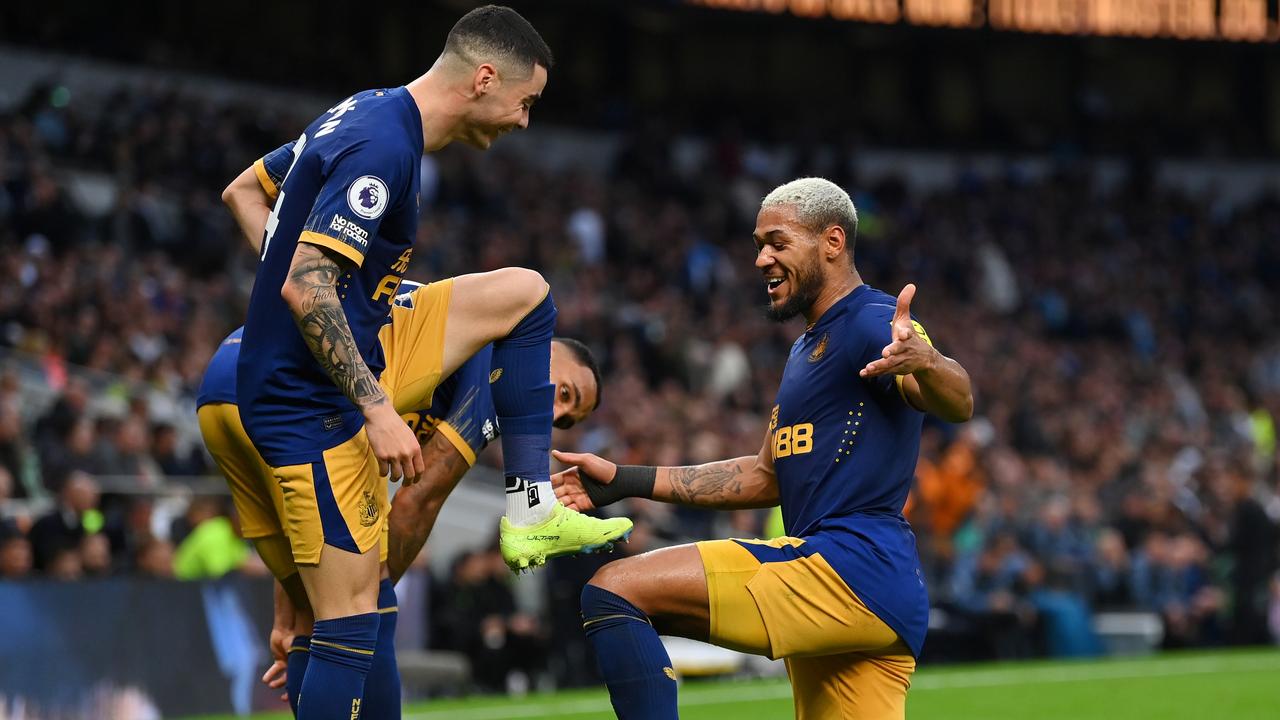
[806,283,869,336]
[394,86,426,156]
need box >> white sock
[505,476,556,526]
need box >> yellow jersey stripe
[287,645,311,654]
[377,606,399,614]
[299,231,365,268]
[310,639,375,656]
[253,158,279,200]
[434,421,477,467]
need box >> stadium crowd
[1,82,1279,672]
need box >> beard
[765,258,824,322]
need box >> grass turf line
[184,647,1280,720]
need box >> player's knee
[585,561,648,613]
[495,267,549,318]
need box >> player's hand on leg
[364,402,425,485]
[264,625,293,701]
[262,659,289,702]
[269,624,294,664]
[552,450,619,511]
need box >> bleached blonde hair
[761,177,858,256]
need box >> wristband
[582,464,656,508]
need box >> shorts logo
[347,175,389,219]
[357,491,379,527]
[482,419,496,442]
[663,667,677,680]
[489,368,503,384]
[329,214,370,248]
[808,333,829,363]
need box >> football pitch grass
[191,647,1280,719]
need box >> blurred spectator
[434,546,549,693]
[1216,464,1279,645]
[171,498,247,580]
[0,403,33,498]
[80,532,113,577]
[1090,528,1133,608]
[27,470,99,570]
[47,545,83,581]
[93,416,162,485]
[151,423,204,478]
[948,532,1040,658]
[0,535,33,580]
[135,537,175,579]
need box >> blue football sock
[492,292,557,525]
[580,584,678,720]
[360,579,401,719]
[286,635,311,717]
[297,612,379,720]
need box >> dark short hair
[444,5,554,75]
[553,337,602,410]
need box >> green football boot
[500,503,633,573]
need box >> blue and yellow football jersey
[764,284,930,657]
[237,87,424,465]
[201,325,499,467]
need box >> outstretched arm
[859,283,974,423]
[552,426,778,511]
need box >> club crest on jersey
[347,175,389,219]
[808,333,829,363]
[357,491,379,527]
[489,368,503,384]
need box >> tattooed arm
[385,428,472,583]
[552,426,779,511]
[280,242,424,483]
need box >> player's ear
[474,63,500,96]
[823,224,846,261]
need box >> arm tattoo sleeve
[285,244,387,410]
[666,458,753,506]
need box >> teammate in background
[227,7,626,717]
[197,306,606,713]
[553,178,974,719]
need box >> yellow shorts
[198,403,389,573]
[379,278,452,414]
[271,427,386,566]
[697,536,916,720]
[198,403,285,540]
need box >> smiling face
[460,62,547,150]
[754,204,829,322]
[550,340,599,430]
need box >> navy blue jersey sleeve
[253,141,297,200]
[428,345,498,467]
[298,138,412,268]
